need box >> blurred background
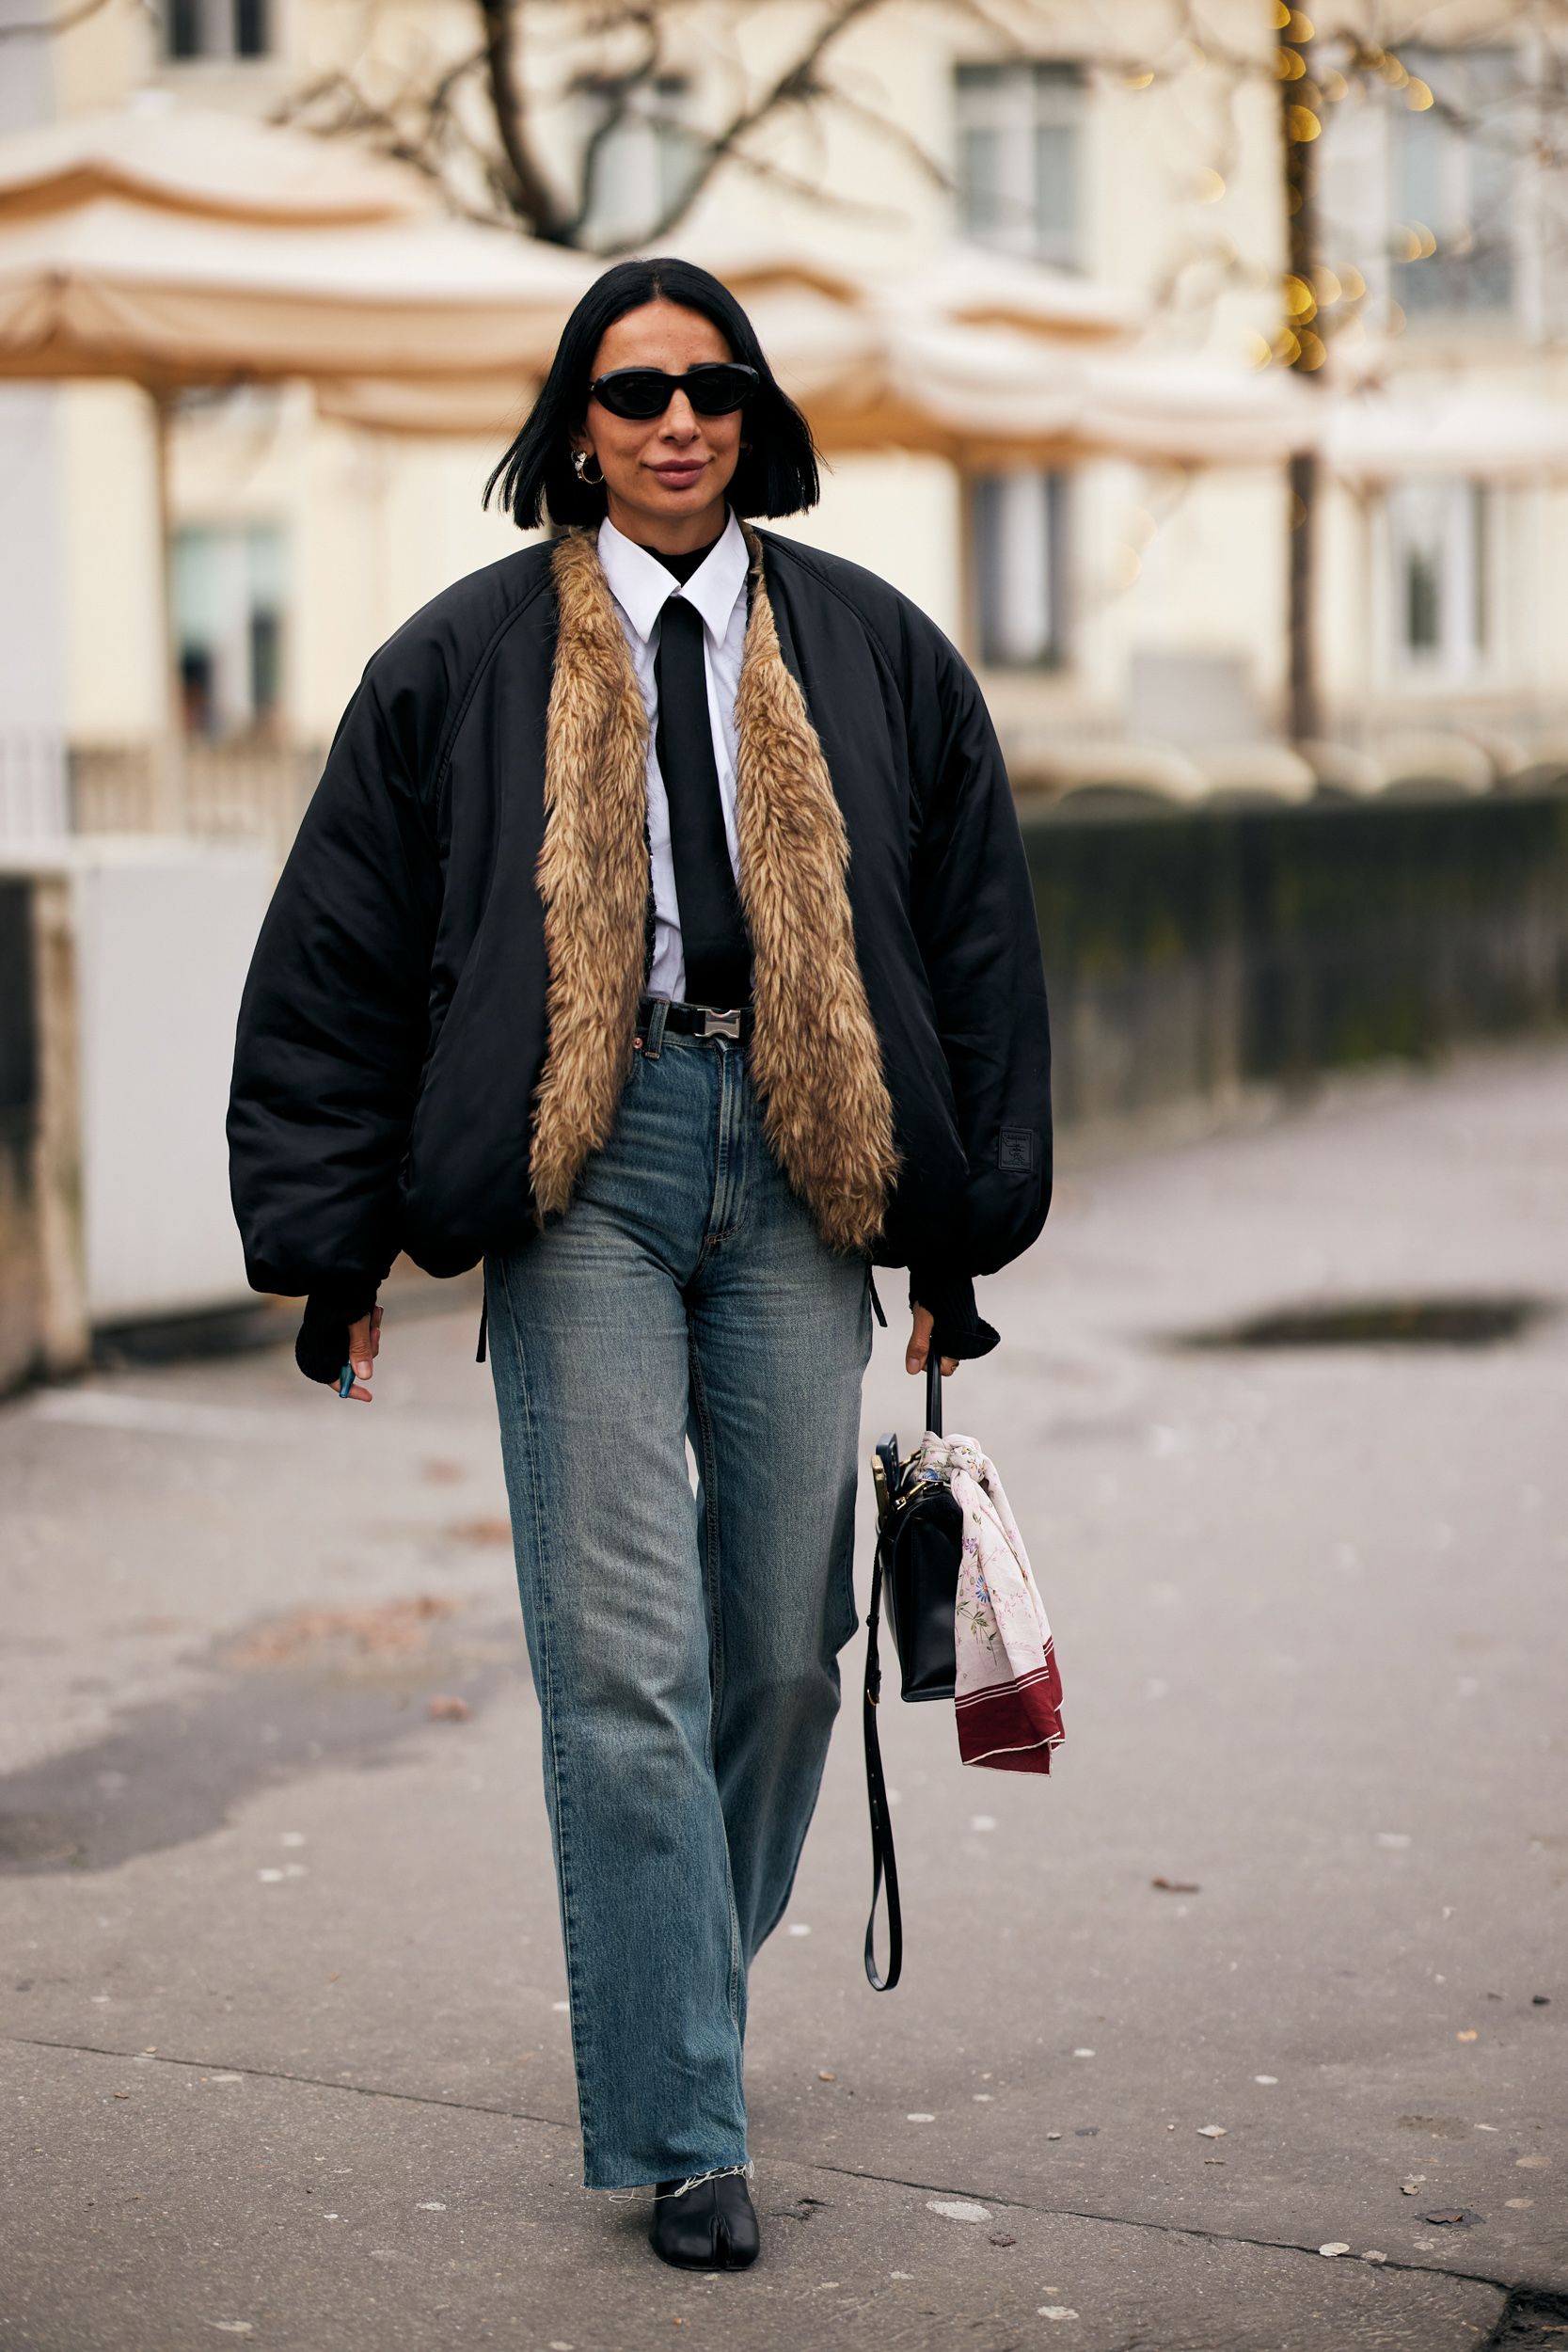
[5,0,1568,1372]
[3,21,1564,2336]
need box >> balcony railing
[69,743,324,865]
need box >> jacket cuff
[909,1267,1000,1361]
[295,1281,380,1387]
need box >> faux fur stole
[531,526,898,1252]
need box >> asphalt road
[2,1046,1565,2352]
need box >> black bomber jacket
[228,530,1052,1343]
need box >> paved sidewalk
[3,1047,1565,2351]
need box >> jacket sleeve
[901,614,1053,1279]
[228,668,445,1297]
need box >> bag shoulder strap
[862,1358,941,1993]
[862,1544,902,1992]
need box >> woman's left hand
[906,1304,958,1378]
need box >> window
[1388,480,1488,677]
[955,63,1083,267]
[579,79,704,249]
[1391,47,1515,319]
[165,0,269,59]
[173,525,286,738]
[971,472,1069,669]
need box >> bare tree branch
[598,135,921,252]
[277,72,463,192]
[817,79,952,194]
[476,0,575,239]
[279,0,1111,254]
[275,0,1568,313]
[593,0,891,246]
[562,18,665,241]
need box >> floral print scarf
[916,1432,1065,1773]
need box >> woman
[229,258,1051,2270]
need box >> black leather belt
[638,996,753,1042]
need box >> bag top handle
[926,1349,942,1438]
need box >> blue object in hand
[339,1363,355,1398]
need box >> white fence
[0,731,69,840]
[68,742,325,864]
[0,837,274,1328]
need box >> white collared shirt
[596,509,751,1003]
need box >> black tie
[654,596,751,1010]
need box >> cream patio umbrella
[0,112,1326,832]
[695,247,1320,472]
[1324,383,1568,483]
[0,112,1322,467]
[0,109,595,818]
[0,104,428,225]
[0,107,1319,469]
[0,108,594,398]
[0,190,597,483]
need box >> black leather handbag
[862,1354,962,1991]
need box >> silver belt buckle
[700,1007,743,1040]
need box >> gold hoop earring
[572,449,605,485]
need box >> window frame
[172,520,288,740]
[954,59,1085,270]
[162,0,271,61]
[577,75,703,249]
[1389,44,1520,326]
[967,468,1071,674]
[1385,476,1493,685]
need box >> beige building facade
[4,0,1568,831]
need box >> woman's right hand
[342,1305,383,1401]
[906,1303,958,1379]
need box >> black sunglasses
[588,363,759,421]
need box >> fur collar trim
[530,531,652,1223]
[531,527,897,1251]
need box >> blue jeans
[486,1022,872,2189]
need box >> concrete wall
[58,384,166,752]
[0,3,70,837]
[73,842,271,1322]
[0,868,88,1391]
[1028,789,1568,1132]
[0,840,272,1375]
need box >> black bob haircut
[484,257,819,531]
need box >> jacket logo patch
[998,1128,1035,1173]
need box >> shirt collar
[597,508,750,647]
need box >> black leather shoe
[648,2170,761,2270]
